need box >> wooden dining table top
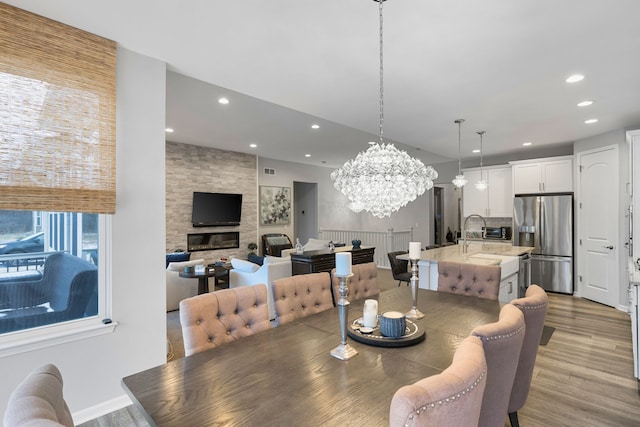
[121,287,501,427]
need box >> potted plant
[247,242,258,254]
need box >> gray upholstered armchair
[0,252,98,333]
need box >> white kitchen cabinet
[462,165,512,217]
[511,156,573,194]
[499,272,518,304]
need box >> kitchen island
[399,242,534,302]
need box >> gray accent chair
[508,285,549,427]
[0,253,98,333]
[387,251,411,286]
[4,363,74,427]
[390,335,487,427]
[180,284,271,357]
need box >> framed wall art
[259,186,291,225]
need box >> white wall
[0,47,167,420]
[257,157,433,247]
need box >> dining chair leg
[508,411,520,427]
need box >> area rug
[539,325,555,346]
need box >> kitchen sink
[468,253,519,277]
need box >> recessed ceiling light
[165,127,174,133]
[218,97,229,104]
[523,142,532,146]
[584,118,599,124]
[472,149,480,153]
[249,143,257,148]
[577,100,593,107]
[565,74,584,83]
[368,141,376,145]
[305,154,311,158]
[311,124,320,129]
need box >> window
[0,210,100,334]
[0,4,116,353]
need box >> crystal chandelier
[452,119,467,188]
[475,131,488,191]
[330,0,437,219]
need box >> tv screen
[192,192,242,227]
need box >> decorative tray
[347,317,426,348]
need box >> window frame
[0,215,116,358]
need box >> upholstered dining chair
[471,304,526,427]
[4,363,74,427]
[330,262,379,305]
[390,335,488,427]
[508,284,549,427]
[179,284,271,356]
[437,260,501,301]
[387,251,411,286]
[272,272,334,325]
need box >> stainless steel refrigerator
[513,194,573,294]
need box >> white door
[578,145,618,307]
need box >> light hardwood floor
[79,273,640,426]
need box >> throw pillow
[166,252,190,268]
[231,258,260,273]
[303,238,331,251]
[247,253,265,266]
[167,259,205,272]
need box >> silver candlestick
[405,258,425,319]
[331,273,358,360]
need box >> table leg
[198,277,209,295]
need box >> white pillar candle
[335,252,352,276]
[409,242,422,259]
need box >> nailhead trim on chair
[477,325,524,341]
[404,369,487,427]
[514,302,548,310]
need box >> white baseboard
[72,394,133,425]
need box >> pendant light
[475,131,487,191]
[330,0,438,218]
[452,119,467,188]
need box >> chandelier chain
[478,131,485,180]
[379,0,384,144]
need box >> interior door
[579,145,619,307]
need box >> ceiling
[6,0,640,169]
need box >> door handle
[604,245,614,250]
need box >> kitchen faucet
[462,214,487,253]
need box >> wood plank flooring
[79,274,640,426]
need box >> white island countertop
[398,242,533,264]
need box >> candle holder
[405,258,425,319]
[330,273,358,360]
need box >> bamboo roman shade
[0,3,116,214]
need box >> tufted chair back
[179,284,271,357]
[4,363,74,427]
[508,285,548,427]
[330,262,379,305]
[272,272,334,325]
[437,260,501,300]
[390,335,487,427]
[472,304,525,427]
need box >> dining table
[121,286,501,426]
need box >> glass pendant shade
[453,174,468,187]
[452,118,466,188]
[475,179,488,191]
[331,0,437,218]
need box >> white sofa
[166,259,206,312]
[229,256,292,320]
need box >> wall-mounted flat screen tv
[192,192,242,227]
